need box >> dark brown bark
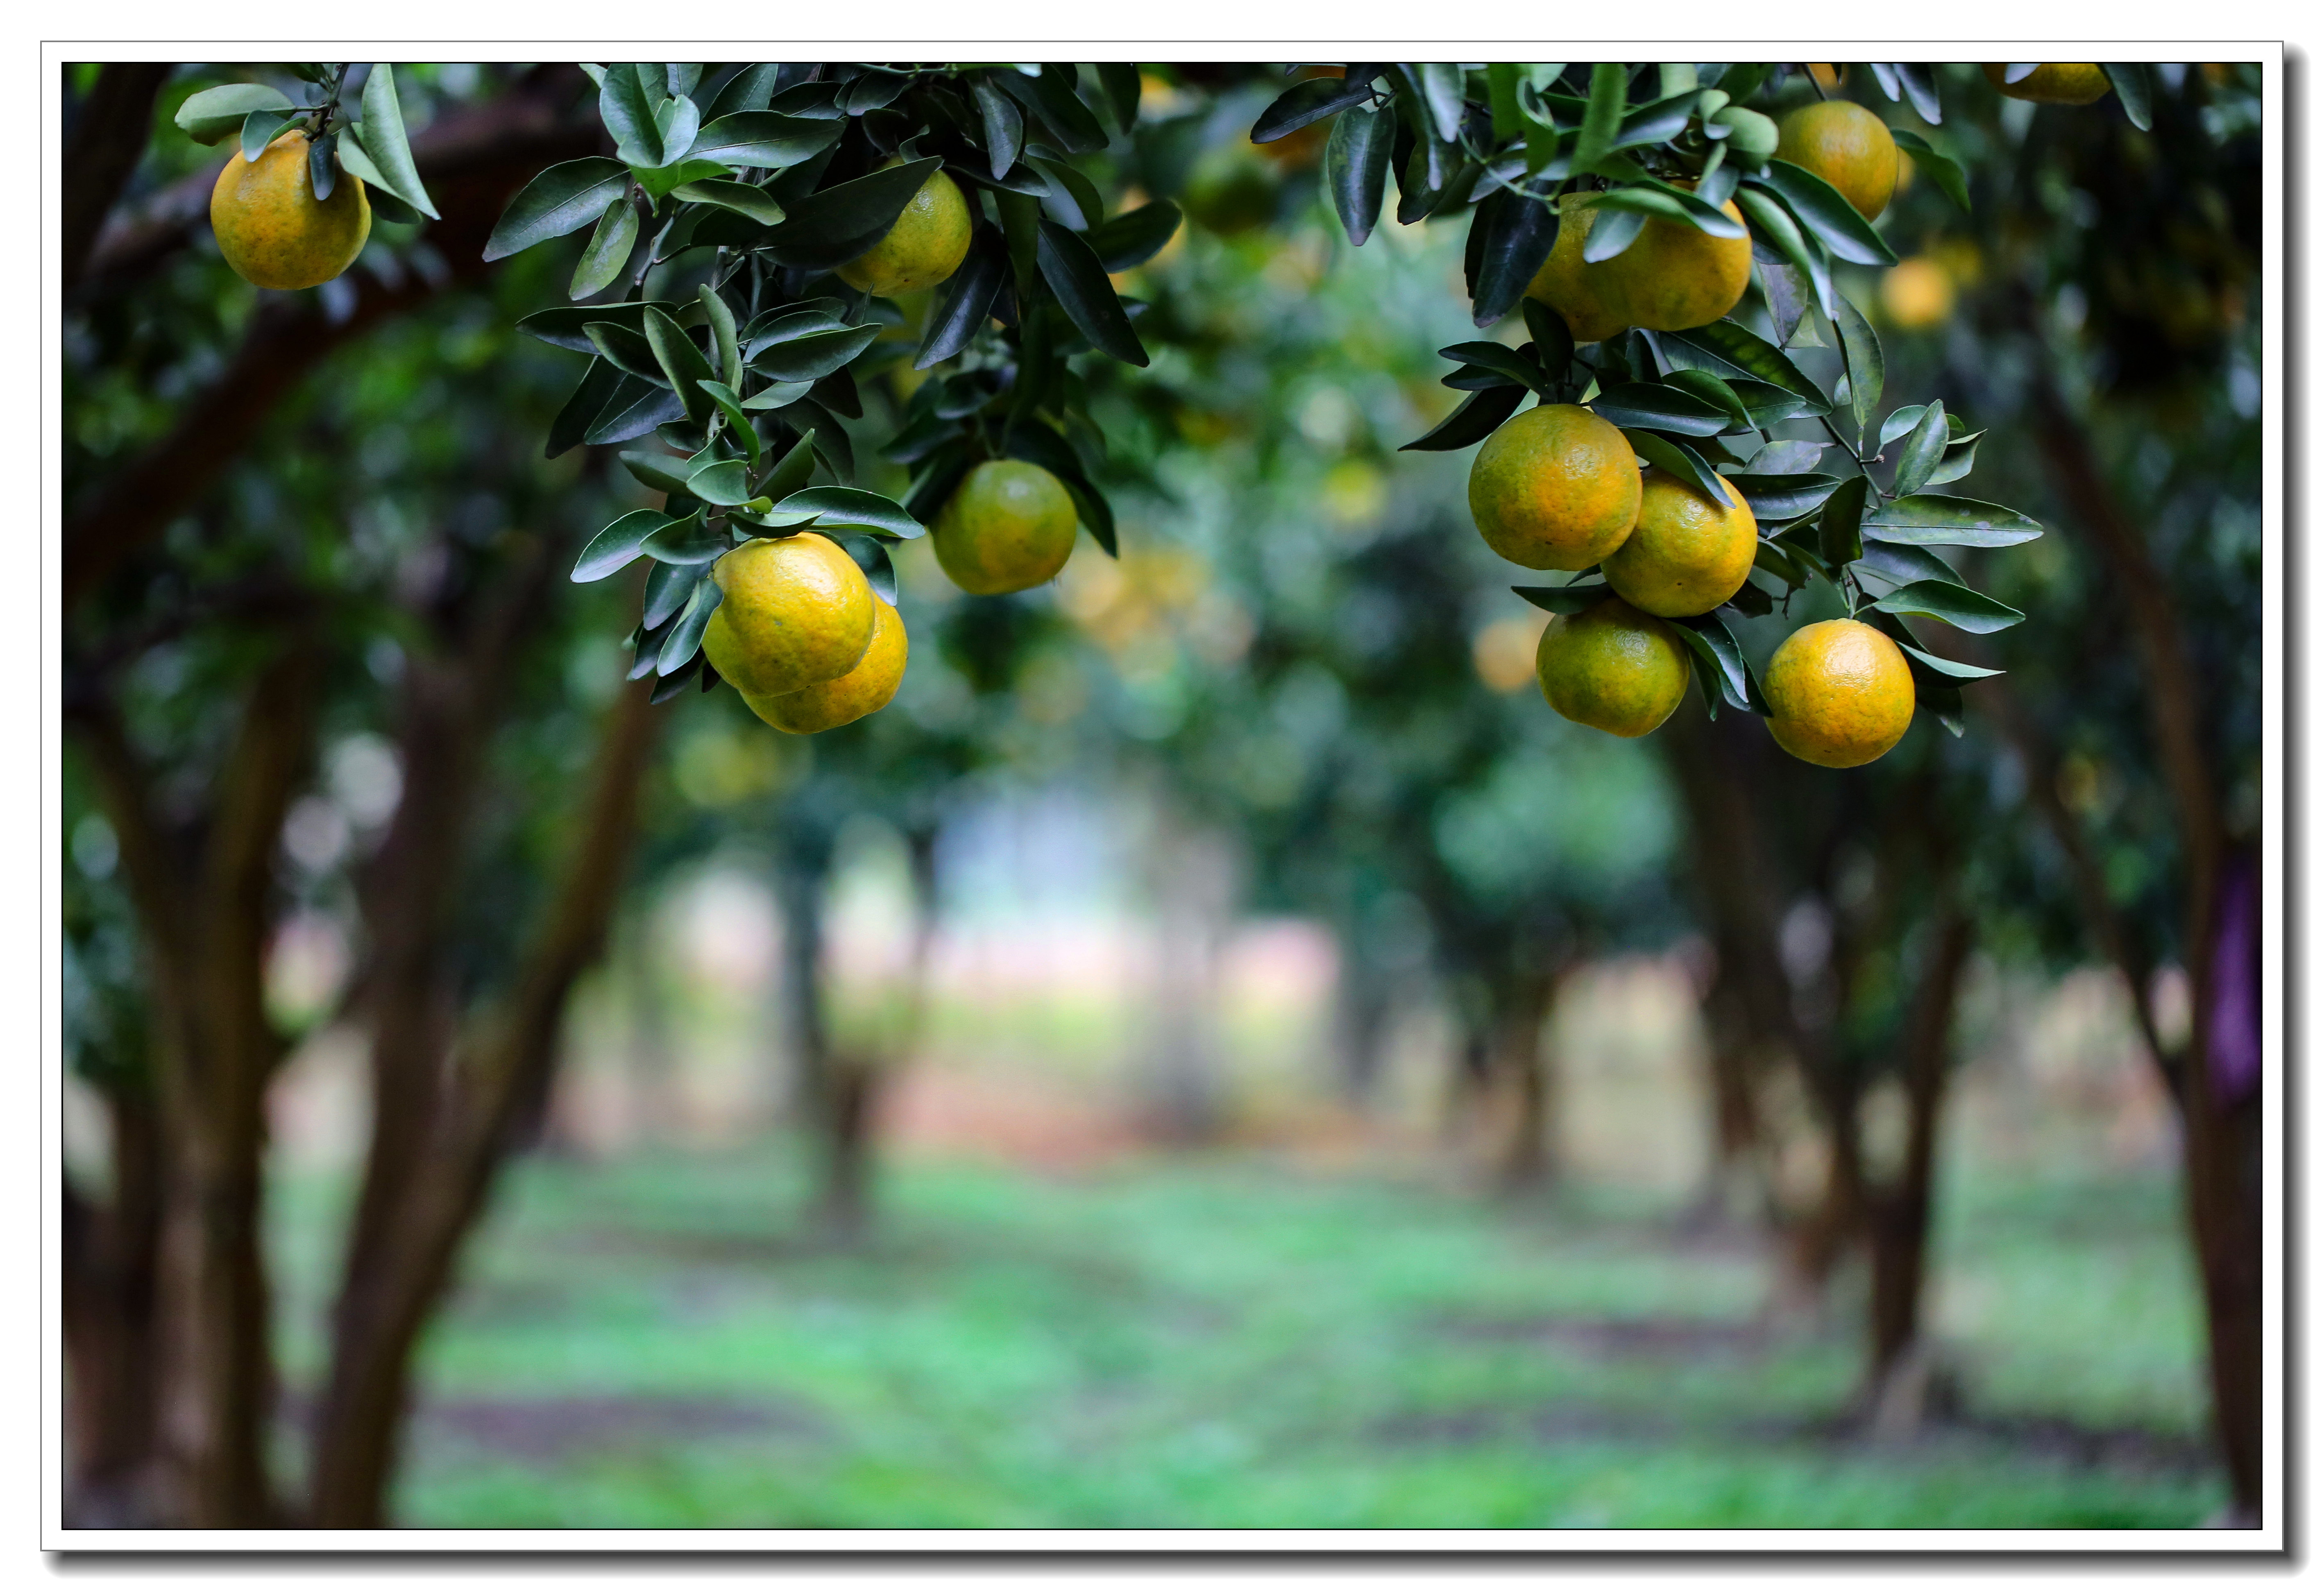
[1865,901,1976,1401]
[305,677,661,1528]
[64,70,602,611]
[69,638,322,1526]
[60,1084,165,1526]
[61,62,175,295]
[2022,355,2259,1519]
[1490,970,1559,1194]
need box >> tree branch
[61,63,175,295]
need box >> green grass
[269,1146,2222,1529]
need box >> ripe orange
[1593,192,1754,333]
[701,532,876,697]
[836,169,973,296]
[1601,469,1759,617]
[1775,100,1899,221]
[1535,594,1691,738]
[745,593,908,732]
[1525,199,1630,345]
[210,131,371,290]
[1467,403,1643,571]
[933,460,1081,595]
[1982,63,2113,105]
[1762,618,1917,768]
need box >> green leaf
[1467,190,1560,327]
[599,63,664,167]
[643,511,729,564]
[760,156,943,270]
[1877,401,1934,451]
[1897,642,2004,680]
[1579,205,1648,264]
[1889,399,1948,497]
[175,82,294,144]
[688,111,840,170]
[485,158,632,260]
[1870,579,2025,633]
[1861,495,2044,548]
[1522,297,1575,374]
[1818,474,1868,567]
[1727,473,1842,521]
[749,324,881,383]
[651,94,702,166]
[1400,385,1526,451]
[657,576,724,676]
[1096,62,1142,134]
[1589,382,1732,436]
[1832,293,1884,436]
[971,77,1026,179]
[1086,202,1183,272]
[356,63,438,217]
[574,510,673,581]
[642,306,716,423]
[916,229,1009,368]
[1059,473,1118,558]
[695,381,760,466]
[1746,439,1827,475]
[308,130,340,203]
[1254,73,1379,142]
[683,457,751,506]
[1853,542,1961,587]
[585,321,669,385]
[669,177,785,224]
[792,399,855,482]
[705,63,782,120]
[994,65,1110,154]
[1750,161,1897,266]
[758,432,820,502]
[1036,217,1147,367]
[2103,64,2154,131]
[698,285,740,385]
[1514,581,1610,616]
[586,378,687,446]
[547,358,623,458]
[1025,153,1104,231]
[1671,613,1765,713]
[1752,538,1810,589]
[519,298,679,353]
[1572,61,1628,174]
[839,534,901,603]
[1661,368,1752,429]
[1731,187,1836,319]
[240,108,298,163]
[1324,102,1395,246]
[1612,89,1700,152]
[1887,128,1970,213]
[569,197,639,299]
[1623,429,1737,507]
[1443,340,1549,393]
[1487,63,1522,138]
[618,448,693,496]
[772,486,925,540]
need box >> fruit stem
[1803,65,1830,103]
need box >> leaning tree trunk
[67,639,322,1527]
[60,1081,164,1526]
[304,677,659,1529]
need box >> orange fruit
[209,130,371,290]
[1524,199,1630,345]
[744,593,907,732]
[1775,100,1899,220]
[701,532,876,697]
[1535,594,1691,737]
[1762,618,1917,768]
[836,169,973,296]
[1595,192,1754,333]
[1601,469,1759,617]
[1982,63,2112,105]
[1467,403,1643,571]
[933,460,1081,595]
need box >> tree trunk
[305,677,660,1528]
[1491,969,1559,1194]
[68,641,322,1527]
[61,62,174,295]
[1864,902,1975,1433]
[60,1083,164,1526]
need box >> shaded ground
[267,1146,2220,1529]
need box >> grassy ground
[269,1144,2221,1529]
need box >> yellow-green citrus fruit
[836,170,973,296]
[933,460,1081,595]
[1535,595,1691,738]
[1775,100,1899,220]
[1181,144,1280,236]
[209,131,371,290]
[1466,403,1644,572]
[1982,63,2113,105]
[1762,618,1917,768]
[1524,201,1630,345]
[744,593,908,733]
[1595,194,1754,332]
[1603,469,1760,618]
[701,532,876,697]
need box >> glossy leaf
[518,298,678,353]
[1086,201,1183,272]
[1324,103,1394,245]
[1671,613,1765,713]
[1623,429,1737,507]
[971,77,1025,179]
[656,576,724,676]
[2103,64,2154,131]
[1888,128,1969,213]
[1898,642,2004,680]
[642,306,716,423]
[485,158,631,260]
[599,63,664,166]
[618,448,692,496]
[1572,61,1627,174]
[547,358,623,458]
[1832,293,1884,435]
[1400,385,1526,451]
[307,131,337,203]
[1036,217,1148,367]
[1870,578,2025,633]
[1592,180,1748,238]
[759,432,819,502]
[568,197,638,300]
[1579,205,1648,263]
[995,66,1109,154]
[840,535,900,603]
[759,157,943,269]
[357,64,439,217]
[1889,399,1948,497]
[175,82,293,143]
[1746,439,1827,475]
[688,111,838,170]
[916,229,1009,368]
[670,178,785,224]
[1861,495,2045,548]
[241,108,297,163]
[1442,340,1547,393]
[1661,367,1752,429]
[1853,542,1962,587]
[1818,473,1868,567]
[573,510,672,581]
[1750,160,1898,265]
[1467,190,1559,327]
[1728,472,1842,521]
[585,321,669,385]
[1059,474,1118,558]
[685,457,752,507]
[1027,154,1104,231]
[1731,186,1836,318]
[1590,382,1732,436]
[772,486,925,539]
[1254,73,1378,142]
[704,63,782,120]
[1096,62,1142,134]
[1522,297,1575,374]
[1514,581,1610,616]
